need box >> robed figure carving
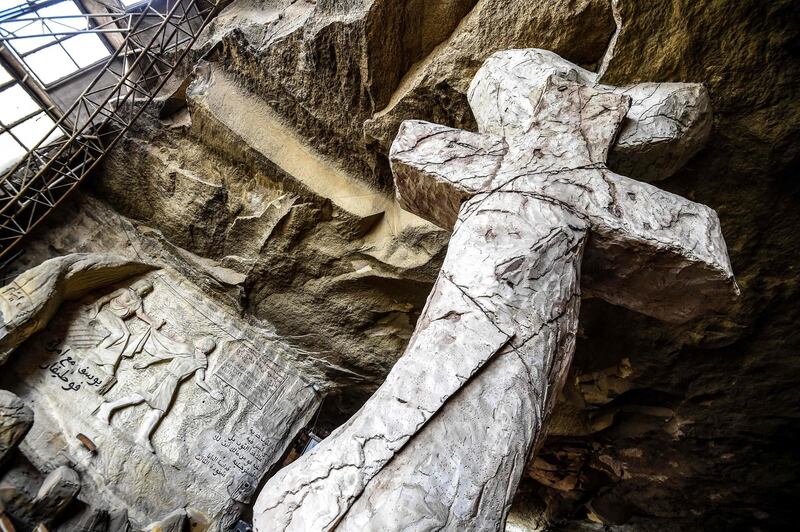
[80,280,165,391]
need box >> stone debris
[0,464,78,527]
[32,467,81,523]
[0,392,32,466]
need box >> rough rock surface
[0,462,79,527]
[33,466,81,522]
[199,0,616,189]
[0,391,32,466]
[198,0,481,189]
[2,0,798,529]
[57,507,111,532]
[98,65,447,385]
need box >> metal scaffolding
[0,0,222,262]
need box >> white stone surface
[253,51,737,531]
[395,79,737,324]
[0,260,320,528]
[0,254,153,365]
[468,48,713,182]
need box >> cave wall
[7,0,799,529]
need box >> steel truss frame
[0,0,222,261]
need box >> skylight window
[0,1,111,86]
[0,64,64,174]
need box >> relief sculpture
[95,332,224,452]
[74,280,165,392]
[0,253,320,525]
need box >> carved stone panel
[0,270,319,527]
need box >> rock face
[2,0,798,529]
[0,252,320,527]
[0,391,32,465]
[98,63,447,386]
[199,0,482,190]
[200,0,616,189]
[362,0,617,175]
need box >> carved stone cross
[254,50,739,531]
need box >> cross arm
[484,77,738,323]
[390,120,507,230]
[467,49,712,182]
[500,160,739,322]
[392,76,737,323]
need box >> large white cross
[254,49,738,531]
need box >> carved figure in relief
[95,334,223,452]
[0,254,152,365]
[85,279,164,375]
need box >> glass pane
[38,1,88,32]
[0,17,55,55]
[0,64,12,85]
[1,0,30,10]
[0,132,27,174]
[0,84,40,125]
[10,112,64,150]
[62,33,109,69]
[24,44,78,84]
[121,0,145,6]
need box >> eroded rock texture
[0,391,32,465]
[3,0,798,529]
[199,0,616,190]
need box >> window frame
[0,56,66,176]
[119,0,149,9]
[0,0,115,89]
